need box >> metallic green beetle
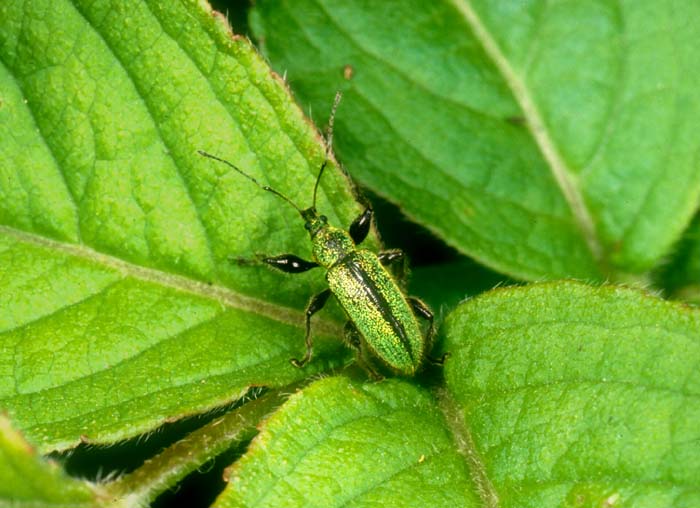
[198,150,434,377]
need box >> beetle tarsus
[290,357,307,368]
[427,352,450,366]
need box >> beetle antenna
[312,91,342,210]
[198,150,303,214]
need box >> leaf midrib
[436,387,499,508]
[449,0,604,265]
[0,225,342,336]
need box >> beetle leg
[409,296,432,319]
[291,289,332,368]
[343,321,362,350]
[378,248,405,265]
[263,254,319,273]
[378,249,407,285]
[409,296,433,338]
[233,254,319,274]
[344,322,383,380]
[349,207,373,245]
[408,297,448,365]
[426,351,449,366]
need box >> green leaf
[213,376,478,508]
[3,2,699,505]
[442,281,700,507]
[249,0,700,281]
[0,415,100,507]
[0,0,364,451]
[208,283,698,508]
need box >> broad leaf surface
[0,415,100,507]
[2,1,698,505]
[213,377,478,508]
[443,282,700,507]
[207,283,699,508]
[250,0,700,280]
[0,0,366,451]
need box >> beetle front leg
[291,288,332,368]
[234,254,319,274]
[349,207,373,245]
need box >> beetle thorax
[311,225,355,268]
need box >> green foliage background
[1,1,699,507]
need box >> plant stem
[101,388,289,507]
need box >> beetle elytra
[199,97,435,376]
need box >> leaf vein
[449,0,604,265]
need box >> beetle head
[301,207,327,237]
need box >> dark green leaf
[250,0,700,281]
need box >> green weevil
[199,117,434,377]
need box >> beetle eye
[320,215,327,223]
[304,222,312,230]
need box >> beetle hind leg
[409,296,433,336]
[408,296,447,365]
[408,297,449,365]
[344,322,383,380]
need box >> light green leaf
[0,415,101,507]
[442,281,700,507]
[213,377,478,508]
[250,0,700,281]
[0,0,364,452]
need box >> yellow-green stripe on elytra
[327,250,424,375]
